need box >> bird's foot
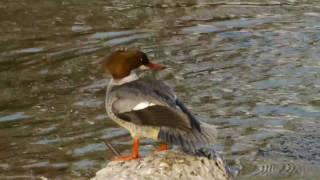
[112,154,139,161]
[154,143,168,152]
[112,138,140,161]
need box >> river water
[1,0,320,179]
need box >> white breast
[133,102,155,110]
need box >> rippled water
[1,0,320,179]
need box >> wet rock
[91,150,231,180]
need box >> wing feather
[116,105,192,131]
[110,79,195,131]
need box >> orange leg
[112,138,140,161]
[154,143,168,152]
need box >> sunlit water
[1,0,320,179]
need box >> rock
[92,150,231,180]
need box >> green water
[1,0,320,179]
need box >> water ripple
[0,112,30,123]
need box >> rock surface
[92,150,231,180]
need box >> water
[1,0,320,179]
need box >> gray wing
[110,79,217,152]
[110,79,199,131]
[117,105,191,131]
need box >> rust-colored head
[102,49,165,79]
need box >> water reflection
[1,0,320,179]
[0,112,30,122]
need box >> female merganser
[103,49,217,161]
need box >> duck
[103,48,217,161]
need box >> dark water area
[1,0,320,179]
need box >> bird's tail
[158,122,217,153]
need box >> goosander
[103,49,216,161]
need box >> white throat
[110,72,139,86]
